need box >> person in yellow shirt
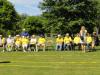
[64,33,72,50]
[21,36,29,52]
[56,34,63,51]
[73,33,81,50]
[36,35,46,52]
[0,35,6,52]
[0,35,3,47]
[15,35,22,51]
[85,33,93,51]
[2,37,6,52]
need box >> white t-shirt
[0,38,2,45]
[30,38,37,44]
[7,38,14,44]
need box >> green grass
[0,50,100,75]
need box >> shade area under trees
[0,0,100,35]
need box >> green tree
[20,16,47,35]
[15,14,28,34]
[40,0,99,34]
[0,0,19,35]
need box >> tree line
[0,0,100,36]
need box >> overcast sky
[8,0,43,16]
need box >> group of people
[56,26,99,52]
[0,34,46,52]
[0,26,99,52]
[0,29,46,52]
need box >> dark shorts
[80,36,84,41]
[30,44,36,47]
[0,45,3,47]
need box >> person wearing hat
[56,34,63,51]
[64,33,72,50]
[21,28,29,37]
[29,35,37,51]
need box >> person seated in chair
[29,35,37,51]
[92,32,99,51]
[0,35,6,52]
[36,35,46,52]
[15,35,22,51]
[64,33,72,50]
[6,35,14,52]
[56,34,63,51]
[85,33,93,51]
[73,33,81,50]
[21,36,29,52]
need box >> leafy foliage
[0,0,100,35]
[0,0,19,35]
[18,16,48,35]
[40,0,99,34]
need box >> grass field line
[0,64,98,69]
[12,61,97,64]
[28,55,72,56]
[0,64,56,68]
[27,54,97,57]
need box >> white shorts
[22,44,28,48]
[7,43,13,46]
[15,44,21,47]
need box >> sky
[8,0,43,16]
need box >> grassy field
[0,50,100,75]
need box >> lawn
[0,50,100,75]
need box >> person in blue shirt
[21,29,29,37]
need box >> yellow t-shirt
[74,37,81,44]
[56,38,63,44]
[64,37,72,44]
[86,36,92,43]
[2,38,6,44]
[15,37,21,45]
[38,37,46,44]
[21,38,29,45]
